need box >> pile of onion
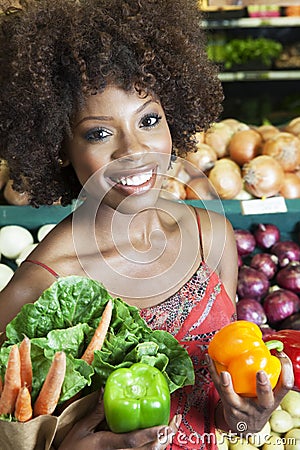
[235,223,300,330]
[161,117,300,200]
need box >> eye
[84,127,112,142]
[140,113,162,129]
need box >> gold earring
[58,158,64,166]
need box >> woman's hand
[207,352,294,435]
[58,392,181,450]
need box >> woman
[0,1,294,449]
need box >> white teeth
[112,170,153,186]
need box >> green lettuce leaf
[1,275,195,413]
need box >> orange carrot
[0,344,21,415]
[14,385,33,422]
[81,299,113,365]
[33,351,66,417]
[19,336,33,392]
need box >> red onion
[237,253,243,268]
[237,266,270,301]
[234,229,256,256]
[250,253,278,280]
[253,223,280,249]
[270,240,300,267]
[276,262,300,293]
[278,312,300,330]
[263,288,300,325]
[236,298,267,325]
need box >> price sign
[241,196,288,215]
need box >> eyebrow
[74,99,157,128]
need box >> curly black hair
[0,0,224,206]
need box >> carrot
[33,351,66,417]
[0,344,21,415]
[14,385,33,422]
[81,299,113,365]
[19,336,33,392]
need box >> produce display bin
[0,204,73,231]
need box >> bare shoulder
[0,259,58,332]
[194,207,238,304]
[194,207,235,251]
[27,214,79,273]
[0,214,77,332]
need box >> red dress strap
[23,259,60,279]
[194,207,205,262]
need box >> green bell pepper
[103,363,171,433]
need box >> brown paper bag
[0,390,99,450]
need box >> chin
[104,189,161,215]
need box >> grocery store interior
[0,0,299,443]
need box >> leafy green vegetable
[208,37,283,70]
[0,276,194,414]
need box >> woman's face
[66,85,172,213]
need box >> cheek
[156,133,172,169]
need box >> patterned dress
[140,262,235,450]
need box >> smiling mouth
[106,167,157,196]
[110,170,153,187]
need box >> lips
[110,170,153,186]
[106,167,158,196]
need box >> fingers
[206,355,240,407]
[106,416,181,450]
[273,352,295,403]
[255,370,274,409]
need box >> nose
[112,131,149,161]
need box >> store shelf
[219,70,300,82]
[202,16,300,29]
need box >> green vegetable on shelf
[103,363,170,433]
[208,37,283,70]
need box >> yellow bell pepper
[208,321,283,397]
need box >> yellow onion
[279,172,300,199]
[256,124,280,142]
[228,128,262,166]
[262,132,300,172]
[220,118,249,134]
[3,179,30,206]
[185,176,218,200]
[0,159,9,190]
[161,178,186,200]
[204,122,233,158]
[285,116,300,137]
[208,159,243,199]
[242,155,284,198]
[185,143,217,174]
